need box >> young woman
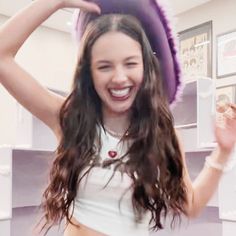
[0,0,236,236]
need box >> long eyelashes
[97,62,139,71]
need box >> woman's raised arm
[177,104,236,217]
[0,0,100,138]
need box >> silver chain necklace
[103,124,129,139]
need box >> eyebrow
[124,55,142,60]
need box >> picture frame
[178,21,212,83]
[216,29,236,78]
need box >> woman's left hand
[215,103,236,154]
[59,0,101,13]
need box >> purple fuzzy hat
[72,0,183,106]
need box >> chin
[112,108,130,115]
[107,104,132,115]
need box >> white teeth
[110,88,130,97]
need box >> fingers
[76,0,101,14]
[216,104,228,113]
[216,102,236,114]
[216,103,236,118]
[216,102,230,113]
[221,110,236,130]
[226,115,236,127]
[227,105,236,119]
[62,0,101,14]
[229,103,236,111]
[216,105,236,129]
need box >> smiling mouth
[109,87,132,98]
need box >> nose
[111,66,127,85]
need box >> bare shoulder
[174,128,186,160]
[174,128,183,146]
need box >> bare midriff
[64,217,107,236]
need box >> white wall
[0,14,77,91]
[176,0,236,83]
[0,14,78,145]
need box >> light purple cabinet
[0,147,64,236]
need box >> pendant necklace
[103,125,129,159]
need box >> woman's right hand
[58,0,101,13]
[215,103,236,156]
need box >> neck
[102,109,130,135]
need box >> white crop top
[71,128,151,236]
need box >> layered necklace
[91,125,130,172]
[103,125,129,159]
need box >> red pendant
[108,150,117,158]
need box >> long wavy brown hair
[39,14,187,234]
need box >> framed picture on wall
[216,30,236,78]
[178,21,212,83]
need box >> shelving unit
[173,77,216,151]
[0,88,67,236]
[172,80,197,129]
[0,147,12,236]
[172,77,219,213]
[0,146,65,236]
